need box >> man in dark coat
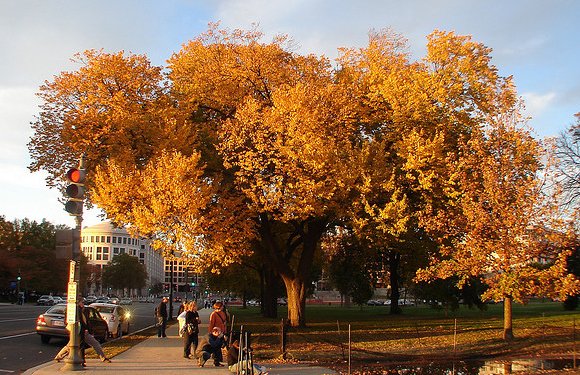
[155,297,168,337]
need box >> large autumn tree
[165,26,361,326]
[29,24,578,328]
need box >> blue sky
[1,0,579,227]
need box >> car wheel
[40,335,51,344]
[123,323,130,335]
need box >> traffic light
[64,167,86,216]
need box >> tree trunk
[257,215,327,327]
[283,276,306,327]
[261,267,278,318]
[389,251,402,315]
[503,296,514,340]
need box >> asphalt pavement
[23,307,337,375]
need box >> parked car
[119,298,133,305]
[36,303,109,344]
[36,295,54,306]
[277,298,287,306]
[52,296,66,304]
[95,296,111,304]
[85,295,97,304]
[89,303,131,338]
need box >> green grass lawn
[226,301,579,370]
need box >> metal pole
[62,230,83,370]
[574,317,577,369]
[62,156,84,371]
[348,324,351,375]
[169,258,174,320]
[237,326,243,375]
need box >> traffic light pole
[62,156,85,371]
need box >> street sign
[69,260,76,283]
[66,282,77,324]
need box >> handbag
[180,322,198,336]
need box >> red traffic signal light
[66,168,86,184]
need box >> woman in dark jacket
[183,301,200,359]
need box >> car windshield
[47,305,67,314]
[94,306,114,314]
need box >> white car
[89,303,131,338]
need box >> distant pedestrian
[155,297,168,338]
[177,300,187,315]
[182,301,200,359]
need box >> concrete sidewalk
[24,312,337,375]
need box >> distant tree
[323,228,375,307]
[417,111,580,340]
[555,113,580,208]
[102,253,147,293]
[0,217,69,295]
[564,244,579,310]
[350,273,374,308]
[202,260,261,308]
[149,281,163,296]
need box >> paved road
[0,301,158,373]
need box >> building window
[91,236,95,242]
[112,237,117,244]
[123,237,127,245]
[119,248,125,254]
[103,247,109,261]
[106,236,110,243]
[113,247,119,254]
[96,247,103,260]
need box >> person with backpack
[182,301,200,359]
[155,297,168,338]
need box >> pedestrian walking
[55,300,111,365]
[155,297,168,338]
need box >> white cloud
[521,91,557,119]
